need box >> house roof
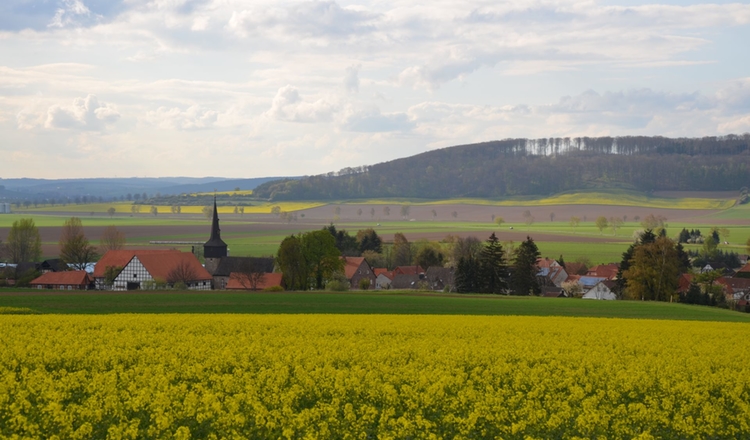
[717,277,750,291]
[394,265,424,275]
[542,286,565,297]
[678,273,694,293]
[737,263,750,273]
[226,272,284,290]
[212,257,275,277]
[342,256,368,279]
[578,276,608,288]
[40,259,68,272]
[391,274,421,289]
[135,252,212,282]
[31,270,92,286]
[425,266,454,284]
[586,264,619,280]
[94,250,181,278]
[536,258,559,269]
[373,268,392,278]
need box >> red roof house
[105,251,212,290]
[394,265,425,276]
[342,257,376,289]
[30,271,93,290]
[586,264,619,280]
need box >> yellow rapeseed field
[1,315,749,439]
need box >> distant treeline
[254,135,750,201]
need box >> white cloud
[49,0,93,28]
[341,106,412,132]
[344,64,360,94]
[41,95,120,131]
[264,85,337,123]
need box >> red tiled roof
[678,273,694,293]
[30,271,92,286]
[342,257,367,279]
[226,273,283,290]
[536,258,558,269]
[374,268,394,279]
[565,274,581,283]
[136,253,212,282]
[737,263,750,273]
[716,277,750,290]
[94,250,182,278]
[586,264,619,280]
[394,265,424,275]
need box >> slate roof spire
[203,196,228,258]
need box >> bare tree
[59,217,98,270]
[107,207,115,217]
[522,210,534,228]
[167,260,198,286]
[100,226,125,252]
[549,212,555,222]
[400,205,410,219]
[609,217,623,236]
[202,206,213,219]
[230,259,266,291]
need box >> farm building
[93,249,183,289]
[582,280,617,300]
[425,266,455,292]
[342,257,376,289]
[30,271,93,290]
[111,252,212,291]
[373,268,394,290]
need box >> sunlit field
[1,314,748,438]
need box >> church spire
[204,195,227,259]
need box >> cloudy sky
[1,0,749,179]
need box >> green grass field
[1,290,748,321]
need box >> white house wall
[112,256,212,291]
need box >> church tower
[203,197,227,274]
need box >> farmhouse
[93,249,182,289]
[342,257,376,289]
[30,271,93,290]
[373,268,394,290]
[111,252,212,291]
[425,266,455,292]
[582,280,617,300]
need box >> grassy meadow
[2,290,749,321]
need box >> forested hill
[254,135,750,201]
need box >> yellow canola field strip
[348,192,735,210]
[23,201,325,214]
[1,314,749,439]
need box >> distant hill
[0,176,294,202]
[254,135,750,201]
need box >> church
[203,198,275,289]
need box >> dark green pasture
[1,290,748,322]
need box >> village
[2,199,749,311]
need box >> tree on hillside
[150,206,158,216]
[641,214,667,232]
[7,218,42,263]
[370,207,375,218]
[595,216,608,234]
[400,205,410,219]
[383,206,390,217]
[431,209,437,220]
[549,212,555,222]
[107,207,115,217]
[59,217,98,270]
[610,217,623,236]
[522,210,534,228]
[569,216,580,233]
[511,236,541,295]
[480,233,507,294]
[614,229,657,298]
[100,226,125,252]
[495,217,505,227]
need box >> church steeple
[203,196,227,259]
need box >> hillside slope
[254,135,750,201]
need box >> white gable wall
[582,282,617,300]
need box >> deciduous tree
[7,218,42,263]
[595,216,608,234]
[100,226,125,252]
[623,236,681,301]
[356,228,382,254]
[59,217,98,270]
[276,235,307,290]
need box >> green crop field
[1,291,749,321]
[342,189,736,210]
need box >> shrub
[358,278,371,290]
[263,285,284,292]
[326,280,349,291]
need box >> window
[133,274,137,278]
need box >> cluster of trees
[1,218,127,285]
[276,230,344,290]
[454,234,541,295]
[617,230,690,301]
[254,135,750,201]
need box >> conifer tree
[479,233,507,294]
[511,236,541,295]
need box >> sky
[1,0,749,179]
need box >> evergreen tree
[455,256,480,293]
[479,233,507,294]
[678,228,690,243]
[511,236,541,295]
